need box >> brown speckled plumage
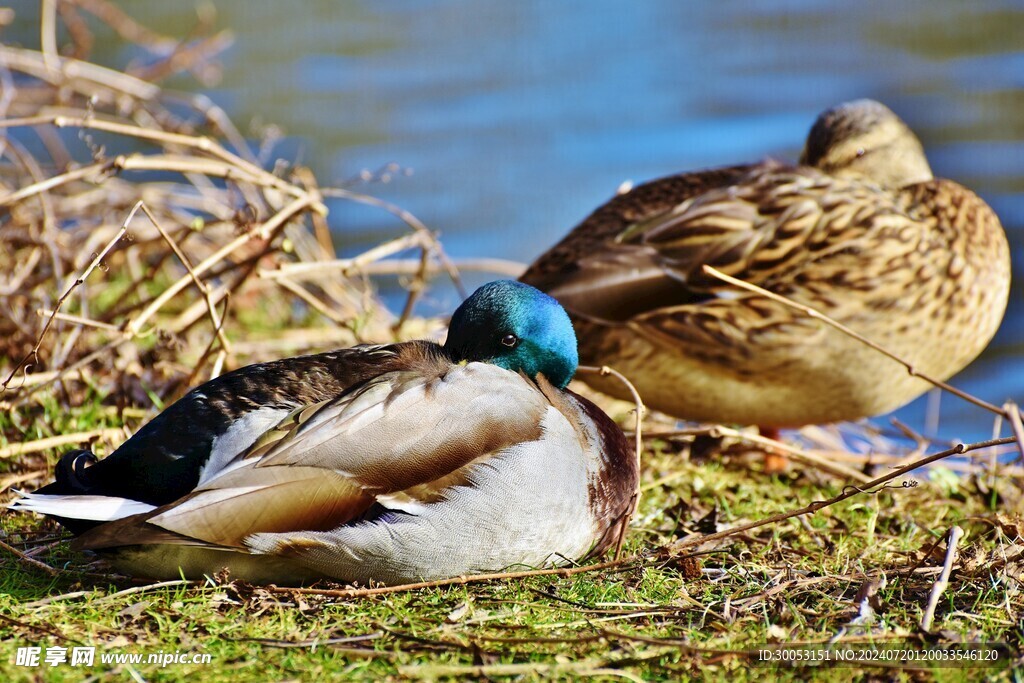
[521,100,1011,427]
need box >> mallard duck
[521,100,1010,428]
[10,281,637,585]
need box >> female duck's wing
[528,164,923,347]
[72,361,551,553]
[520,163,754,316]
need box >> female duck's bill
[520,100,1010,431]
[10,281,638,586]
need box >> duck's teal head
[444,280,578,389]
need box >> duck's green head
[445,280,579,389]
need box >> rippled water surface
[7,0,1023,440]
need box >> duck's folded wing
[72,466,370,551]
[250,362,547,490]
[548,167,918,331]
[75,362,549,552]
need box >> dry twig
[919,525,965,632]
[0,537,59,576]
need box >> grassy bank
[3,418,1023,681]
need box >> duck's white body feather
[247,405,599,584]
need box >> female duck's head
[445,280,578,389]
[800,99,933,189]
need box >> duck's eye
[855,147,866,157]
[500,334,518,348]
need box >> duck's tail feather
[8,490,156,522]
[10,449,154,535]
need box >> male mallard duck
[521,100,1010,428]
[10,281,637,585]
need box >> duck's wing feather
[250,363,545,490]
[73,362,549,552]
[39,343,424,506]
[537,165,924,346]
[521,163,754,317]
[73,466,373,550]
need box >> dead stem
[94,579,198,603]
[36,309,122,332]
[711,425,872,483]
[0,537,60,576]
[139,202,232,356]
[919,525,964,631]
[1,202,136,391]
[320,186,466,297]
[0,429,124,459]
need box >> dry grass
[0,0,466,419]
[2,4,1023,681]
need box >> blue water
[6,0,1023,442]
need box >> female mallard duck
[520,100,1011,429]
[11,281,637,585]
